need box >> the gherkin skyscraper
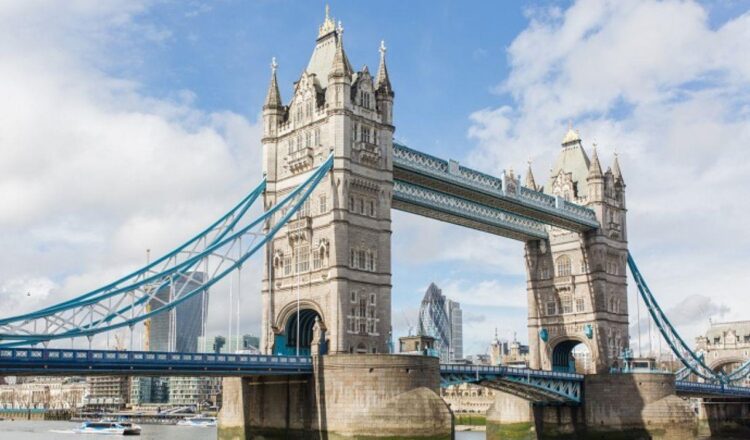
[418,283,462,362]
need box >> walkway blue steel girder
[439,364,583,404]
[393,180,548,241]
[0,348,312,376]
[675,380,750,399]
[393,143,599,233]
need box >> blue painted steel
[0,155,334,346]
[0,348,312,376]
[627,253,732,383]
[392,143,599,229]
[392,180,548,240]
[439,364,583,403]
[0,180,266,324]
[675,380,750,398]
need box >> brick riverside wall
[698,398,750,438]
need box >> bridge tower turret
[260,8,394,356]
[526,128,629,374]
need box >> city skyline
[1,1,749,356]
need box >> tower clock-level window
[294,245,310,273]
[283,256,292,276]
[319,194,327,214]
[546,301,556,316]
[312,249,321,270]
[561,297,572,314]
[556,255,572,277]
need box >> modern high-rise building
[417,283,463,362]
[446,300,463,361]
[148,272,207,353]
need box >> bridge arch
[548,336,593,374]
[273,300,325,356]
[710,356,746,375]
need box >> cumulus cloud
[0,1,264,346]
[464,0,750,345]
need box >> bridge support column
[698,398,750,438]
[486,392,582,440]
[218,354,453,439]
[486,373,697,440]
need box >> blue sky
[1,1,750,357]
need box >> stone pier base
[486,373,696,440]
[698,397,750,438]
[218,354,453,439]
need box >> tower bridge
[2,7,750,440]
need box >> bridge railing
[0,348,312,367]
[439,364,583,381]
[393,143,598,227]
[675,380,750,397]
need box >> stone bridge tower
[260,9,394,356]
[525,128,629,373]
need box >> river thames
[0,420,743,439]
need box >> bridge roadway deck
[2,348,749,400]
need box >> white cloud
[465,0,750,346]
[0,1,264,343]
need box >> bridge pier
[486,373,696,440]
[698,397,750,438]
[218,354,453,440]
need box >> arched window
[556,255,572,277]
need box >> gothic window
[296,135,302,151]
[296,199,310,218]
[369,200,375,216]
[576,298,585,313]
[350,291,356,303]
[294,245,310,273]
[556,255,572,277]
[361,126,371,143]
[561,297,572,314]
[314,128,321,146]
[319,194,327,214]
[350,249,358,267]
[357,250,366,268]
[365,251,373,271]
[349,196,355,211]
[358,198,364,214]
[541,264,550,279]
[312,249,321,270]
[546,301,556,316]
[287,139,293,154]
[580,260,587,273]
[283,256,291,276]
[351,124,357,142]
[370,293,376,306]
[305,131,311,148]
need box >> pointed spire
[587,144,603,179]
[263,57,282,109]
[612,152,624,183]
[318,4,336,38]
[329,23,351,78]
[376,40,393,96]
[525,160,538,190]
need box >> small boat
[75,420,142,435]
[176,415,217,427]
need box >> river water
[0,420,740,439]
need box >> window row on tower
[286,127,322,154]
[350,247,377,272]
[347,290,378,336]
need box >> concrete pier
[218,354,453,439]
[698,397,750,438]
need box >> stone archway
[550,338,593,373]
[273,305,323,356]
